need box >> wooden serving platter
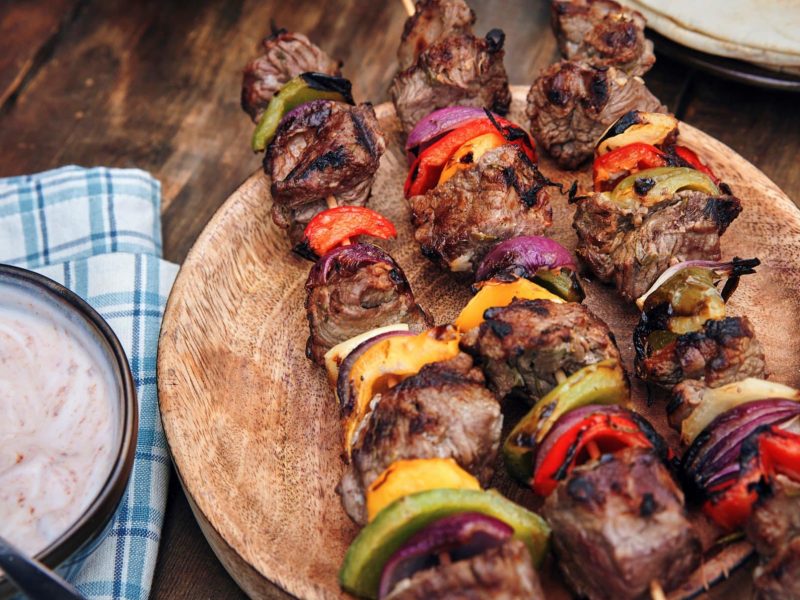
[157,87,800,599]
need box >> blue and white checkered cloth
[0,166,179,600]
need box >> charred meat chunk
[267,100,386,233]
[461,298,621,401]
[408,145,553,273]
[526,61,664,169]
[391,31,511,133]
[573,190,743,302]
[305,243,431,364]
[544,448,701,600]
[398,0,476,70]
[241,29,341,122]
[338,353,501,524]
[551,0,655,76]
[746,476,800,600]
[385,538,544,600]
[635,315,766,389]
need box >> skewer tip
[401,0,416,17]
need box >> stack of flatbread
[619,0,800,74]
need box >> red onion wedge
[377,512,513,599]
[307,243,398,287]
[405,107,490,156]
[475,236,576,281]
[682,399,800,498]
[636,257,760,310]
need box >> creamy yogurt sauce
[0,283,119,557]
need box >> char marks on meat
[544,448,701,600]
[461,298,621,401]
[573,189,743,302]
[636,315,766,389]
[385,538,544,600]
[408,145,553,273]
[526,61,664,169]
[551,0,655,76]
[241,29,341,122]
[267,100,386,235]
[338,353,501,524]
[305,243,431,364]
[391,0,510,133]
[746,476,800,600]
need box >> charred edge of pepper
[720,257,761,301]
[299,72,355,105]
[598,109,642,143]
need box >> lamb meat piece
[746,476,800,600]
[635,315,766,389]
[390,31,511,133]
[573,189,743,302]
[398,0,476,70]
[526,61,664,169]
[551,0,655,76]
[338,353,501,524]
[305,243,432,364]
[460,298,621,401]
[543,448,701,600]
[408,145,553,273]
[241,29,341,122]
[385,538,544,600]
[266,100,386,231]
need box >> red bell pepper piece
[674,145,720,183]
[532,412,655,497]
[404,116,537,198]
[592,142,668,192]
[300,206,397,256]
[703,426,800,530]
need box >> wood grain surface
[1,1,799,598]
[157,88,800,600]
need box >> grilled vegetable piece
[503,359,629,482]
[438,131,506,186]
[460,299,623,401]
[526,61,664,169]
[305,243,431,364]
[593,142,671,192]
[338,353,501,524]
[596,110,679,155]
[298,206,397,258]
[324,324,410,386]
[409,145,553,273]
[339,487,550,599]
[573,189,742,302]
[609,167,720,208]
[366,459,480,523]
[551,0,655,77]
[241,29,341,122]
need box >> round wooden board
[158,87,800,600]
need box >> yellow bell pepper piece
[454,278,565,332]
[438,132,506,186]
[343,326,461,454]
[366,458,480,522]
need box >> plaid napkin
[0,166,179,600]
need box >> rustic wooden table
[2,0,799,597]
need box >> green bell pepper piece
[611,166,720,209]
[503,359,629,483]
[643,266,725,334]
[339,488,550,599]
[251,72,353,152]
[532,267,586,303]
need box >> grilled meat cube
[267,100,386,233]
[543,448,701,600]
[573,190,743,302]
[391,31,511,133]
[398,0,476,70]
[385,538,544,600]
[526,61,664,169]
[635,315,766,389]
[461,298,621,401]
[305,243,432,364]
[746,476,800,600]
[338,353,501,524]
[241,29,341,122]
[408,145,553,273]
[551,0,655,76]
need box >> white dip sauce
[0,283,118,557]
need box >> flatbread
[621,0,800,67]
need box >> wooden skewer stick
[650,580,666,600]
[555,369,567,385]
[401,0,416,17]
[586,440,601,461]
[326,195,352,246]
